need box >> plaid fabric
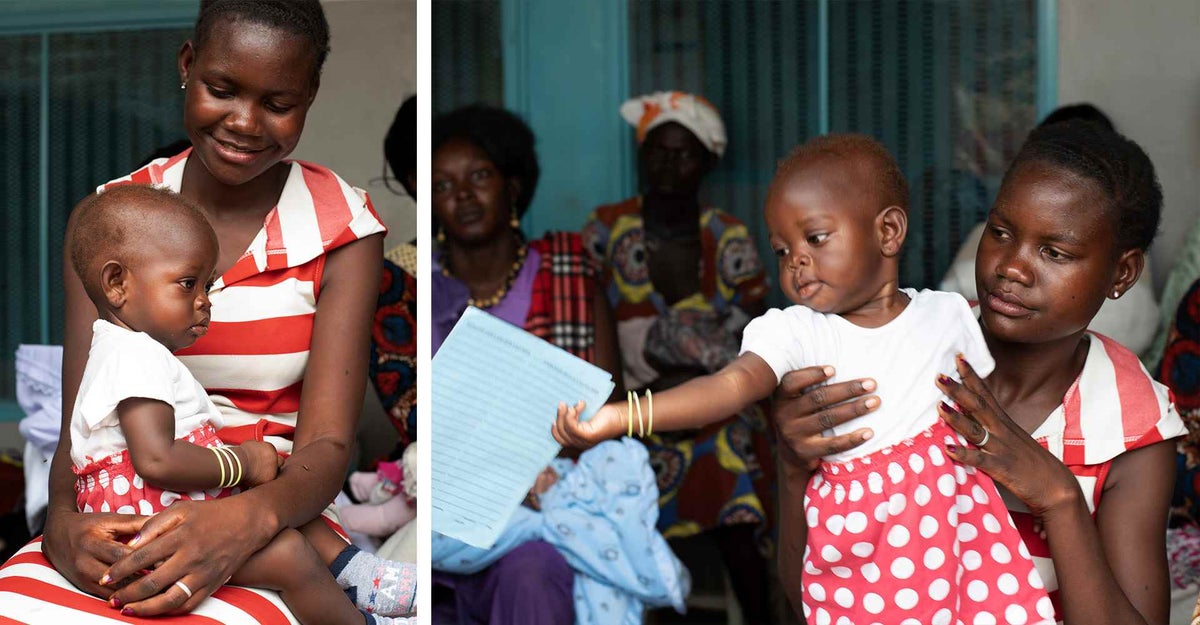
[526,232,597,361]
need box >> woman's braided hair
[1010,119,1162,252]
[195,0,331,77]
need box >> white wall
[293,0,416,250]
[1058,0,1200,292]
[293,0,415,463]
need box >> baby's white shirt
[740,289,994,462]
[70,320,224,468]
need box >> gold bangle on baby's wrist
[227,446,243,486]
[622,390,655,439]
[211,447,228,488]
[213,446,242,488]
[633,391,645,437]
[646,389,653,437]
[218,447,235,488]
[626,391,635,438]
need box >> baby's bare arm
[644,352,779,430]
[118,398,276,491]
[555,353,779,446]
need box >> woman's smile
[207,133,271,166]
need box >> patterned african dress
[1158,277,1200,589]
[371,242,418,449]
[581,196,774,550]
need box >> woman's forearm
[1041,493,1151,625]
[46,441,80,517]
[777,451,813,615]
[237,436,352,532]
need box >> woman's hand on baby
[238,441,281,488]
[773,366,879,469]
[42,509,147,598]
[935,355,1083,518]
[100,495,274,616]
[552,401,619,449]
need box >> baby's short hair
[774,133,910,213]
[69,185,215,298]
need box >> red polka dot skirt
[74,423,241,515]
[801,419,1055,625]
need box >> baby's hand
[552,401,621,449]
[237,441,281,488]
[524,467,559,511]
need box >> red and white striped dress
[0,150,385,624]
[106,148,387,454]
[1007,332,1187,624]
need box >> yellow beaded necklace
[440,235,528,309]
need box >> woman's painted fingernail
[121,608,134,616]
[938,401,957,414]
[109,596,121,609]
[99,573,111,586]
[128,533,141,547]
[937,374,953,385]
[945,444,958,454]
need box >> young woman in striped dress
[23,1,414,621]
[774,120,1186,625]
[64,185,404,625]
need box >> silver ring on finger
[174,581,193,599]
[972,426,990,448]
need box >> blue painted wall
[503,0,633,236]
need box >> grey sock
[363,611,418,624]
[333,546,416,617]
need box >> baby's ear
[100,260,129,308]
[877,206,908,257]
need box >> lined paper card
[431,307,615,549]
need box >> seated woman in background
[339,95,421,560]
[940,102,1161,357]
[581,91,774,625]
[430,104,621,625]
[370,94,419,449]
[1156,275,1200,603]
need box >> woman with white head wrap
[581,91,774,625]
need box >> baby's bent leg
[299,517,417,617]
[300,516,350,564]
[232,528,366,625]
